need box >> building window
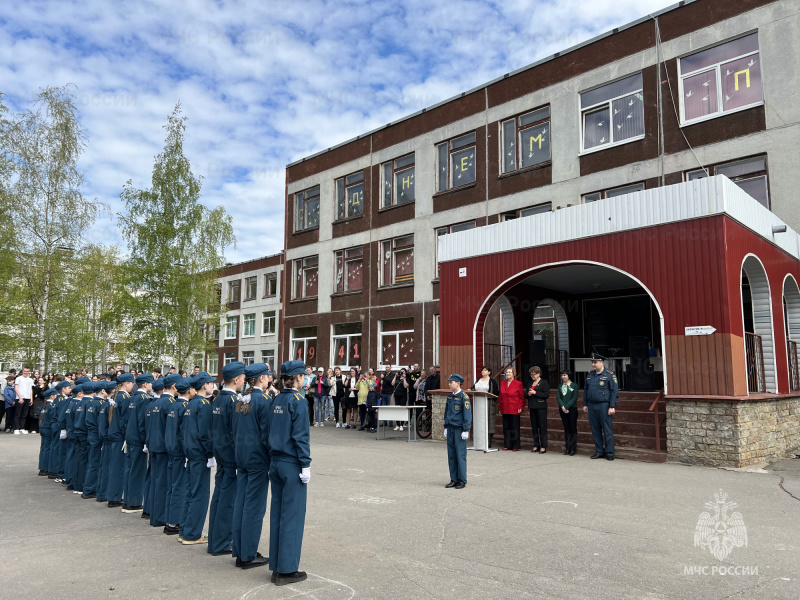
[580,73,644,153]
[263,272,277,298]
[242,313,256,337]
[379,318,414,368]
[228,280,240,303]
[501,106,551,174]
[335,171,364,220]
[435,221,476,278]
[686,155,769,208]
[293,256,318,300]
[501,203,552,221]
[381,235,414,286]
[679,33,762,125]
[583,182,645,203]
[437,132,476,192]
[332,323,362,368]
[261,349,275,370]
[295,185,320,232]
[291,326,317,363]
[224,352,236,366]
[244,276,257,301]
[382,154,415,207]
[334,246,364,293]
[241,351,254,366]
[207,355,218,376]
[262,310,276,335]
[433,314,440,366]
[224,316,238,339]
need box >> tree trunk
[37,265,50,372]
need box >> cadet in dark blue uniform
[107,373,135,508]
[96,383,112,502]
[143,377,164,519]
[582,353,619,460]
[443,374,472,490]
[232,363,272,569]
[49,381,69,479]
[81,382,104,499]
[181,372,216,545]
[164,376,192,535]
[64,384,82,491]
[147,373,180,527]
[208,362,245,556]
[123,373,153,513]
[38,388,57,475]
[266,360,311,586]
[73,382,93,494]
[54,379,73,482]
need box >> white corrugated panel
[743,255,777,392]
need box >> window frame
[244,276,257,301]
[228,280,240,303]
[381,153,415,208]
[334,246,364,294]
[263,272,277,298]
[331,323,362,370]
[684,155,770,208]
[294,185,320,232]
[435,221,477,279]
[224,352,236,366]
[241,351,255,367]
[380,234,415,287]
[582,182,645,203]
[262,310,276,336]
[292,255,319,300]
[677,32,763,127]
[290,328,318,363]
[335,171,365,221]
[500,106,551,175]
[242,313,256,338]
[378,321,415,370]
[436,131,477,192]
[579,73,645,155]
[224,316,238,340]
[207,355,218,376]
[261,349,275,371]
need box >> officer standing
[123,373,154,513]
[180,371,216,545]
[54,379,73,483]
[96,382,113,503]
[49,380,71,480]
[107,373,135,508]
[443,374,472,490]
[37,388,57,476]
[208,362,245,557]
[164,376,192,536]
[266,360,311,586]
[73,382,92,494]
[231,363,272,569]
[582,353,619,460]
[143,377,164,519]
[147,373,181,527]
[81,383,103,499]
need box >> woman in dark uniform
[527,366,550,454]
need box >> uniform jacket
[39,400,53,434]
[183,395,213,461]
[56,394,70,432]
[74,395,91,438]
[107,390,131,442]
[444,390,473,430]
[86,396,102,441]
[165,397,188,457]
[65,396,78,439]
[498,378,525,414]
[527,378,550,410]
[265,388,311,468]
[211,389,238,467]
[125,390,149,445]
[146,393,173,453]
[233,388,271,470]
[583,369,619,407]
[97,399,109,442]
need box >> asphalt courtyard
[2,427,799,600]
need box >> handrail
[648,388,665,453]
[495,351,523,381]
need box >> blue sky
[0,0,673,263]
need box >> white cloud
[0,0,673,262]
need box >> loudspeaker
[629,336,649,362]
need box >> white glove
[122,441,128,454]
[299,467,311,484]
[207,457,216,468]
[443,428,447,437]
[108,399,116,407]
[143,445,148,454]
[60,429,67,440]
[185,458,188,468]
[461,431,469,441]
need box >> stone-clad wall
[666,398,800,467]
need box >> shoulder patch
[464,401,470,410]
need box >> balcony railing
[745,332,766,394]
[788,340,799,392]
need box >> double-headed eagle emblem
[694,489,748,561]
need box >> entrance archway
[741,255,776,393]
[783,275,800,391]
[474,260,667,392]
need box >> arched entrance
[783,275,800,391]
[741,255,776,393]
[474,261,666,393]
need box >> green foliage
[118,103,235,370]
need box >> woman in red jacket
[498,367,524,451]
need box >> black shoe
[163,525,180,535]
[96,498,107,503]
[38,470,47,476]
[141,512,150,519]
[590,453,605,459]
[568,450,575,456]
[271,572,277,583]
[606,455,615,461]
[108,501,123,508]
[211,548,233,556]
[445,481,456,488]
[275,571,307,586]
[454,481,466,489]
[81,492,96,499]
[48,474,57,479]
[240,553,269,569]
[563,447,569,455]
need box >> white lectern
[466,391,498,453]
